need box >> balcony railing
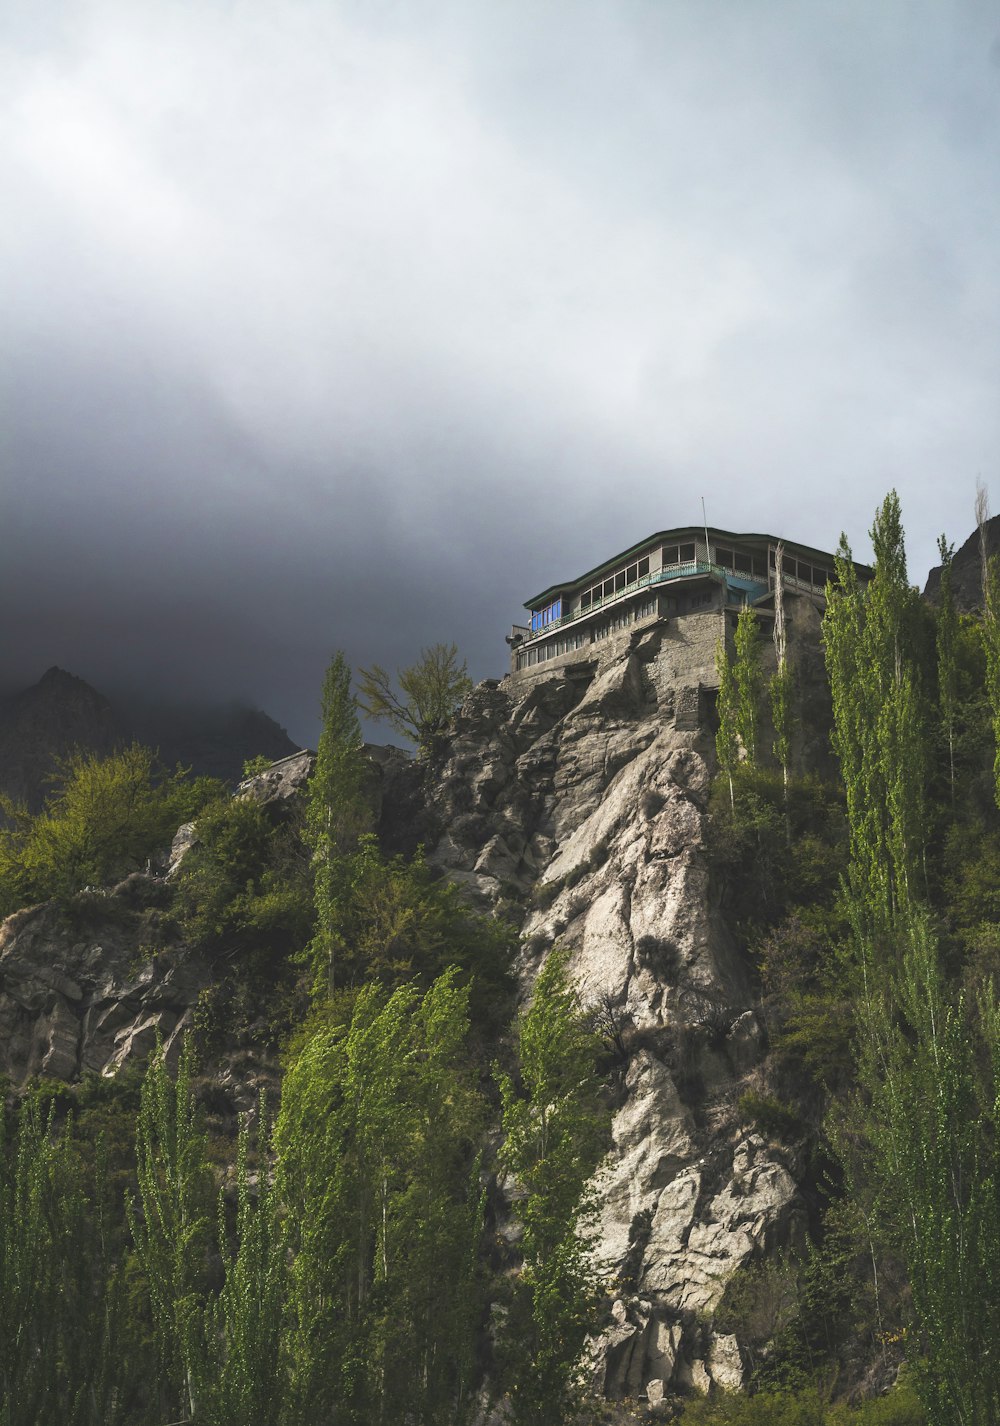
[520,560,768,643]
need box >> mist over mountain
[0,666,298,810]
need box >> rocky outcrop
[924,512,1000,612]
[425,614,809,1396]
[0,876,209,1084]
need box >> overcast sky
[3,1,999,745]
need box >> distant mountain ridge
[0,666,298,810]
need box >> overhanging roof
[524,526,872,610]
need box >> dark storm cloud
[2,0,1000,742]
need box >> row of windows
[517,628,590,668]
[714,546,769,579]
[661,541,697,567]
[579,555,651,611]
[516,598,659,668]
[530,597,563,633]
[770,550,832,586]
[712,545,833,589]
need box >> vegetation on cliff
[6,494,1000,1423]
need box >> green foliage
[676,1382,925,1424]
[708,768,848,947]
[276,970,486,1426]
[0,744,223,916]
[716,634,740,808]
[826,492,1000,1423]
[822,494,932,935]
[771,657,794,784]
[242,753,274,778]
[176,792,313,984]
[982,551,1000,809]
[304,652,372,995]
[496,948,610,1425]
[852,909,1000,1425]
[357,641,472,756]
[126,1040,215,1423]
[734,605,765,765]
[935,536,958,802]
[197,1103,288,1426]
[0,1095,143,1425]
[305,831,516,1040]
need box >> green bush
[0,745,222,916]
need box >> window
[530,596,563,632]
[679,543,695,563]
[734,551,752,574]
[715,546,734,568]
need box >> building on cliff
[507,525,871,683]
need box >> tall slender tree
[304,652,371,996]
[823,492,930,936]
[277,970,486,1426]
[734,605,764,766]
[935,535,959,804]
[496,949,609,1426]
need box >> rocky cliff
[0,606,822,1408]
[420,610,822,1403]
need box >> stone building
[507,525,870,688]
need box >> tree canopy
[357,642,472,756]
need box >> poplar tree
[733,605,764,766]
[127,1040,215,1424]
[496,949,608,1426]
[770,543,794,802]
[935,535,958,803]
[977,488,1000,808]
[826,492,1000,1422]
[304,652,371,995]
[199,1105,287,1426]
[715,635,739,810]
[855,910,1000,1426]
[277,970,486,1426]
[823,492,930,936]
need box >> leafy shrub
[0,745,223,916]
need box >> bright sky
[3,1,999,741]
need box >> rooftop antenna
[701,496,710,565]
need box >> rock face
[924,512,1000,612]
[0,605,813,1402]
[424,608,811,1397]
[0,876,210,1085]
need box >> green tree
[734,605,764,766]
[0,744,221,916]
[0,1096,141,1426]
[823,493,931,937]
[771,543,794,806]
[197,1104,288,1426]
[304,653,372,996]
[276,971,486,1426]
[852,908,1000,1425]
[716,635,740,810]
[357,642,472,756]
[825,492,1000,1424]
[496,948,609,1425]
[176,791,313,983]
[127,1040,215,1424]
[935,536,959,804]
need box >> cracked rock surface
[425,622,807,1396]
